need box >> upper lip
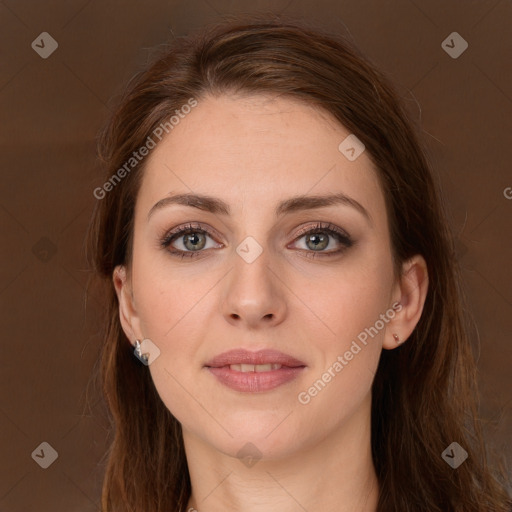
[205,349,306,368]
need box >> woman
[87,13,512,512]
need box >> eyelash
[159,222,353,260]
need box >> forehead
[136,93,385,222]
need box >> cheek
[294,271,391,435]
[296,251,394,406]
[298,252,394,344]
[130,254,215,413]
[131,247,214,340]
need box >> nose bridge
[222,240,286,327]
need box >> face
[115,93,407,461]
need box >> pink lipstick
[205,349,306,392]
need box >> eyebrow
[147,192,372,225]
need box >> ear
[113,265,143,345]
[383,254,429,350]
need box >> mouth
[204,349,306,392]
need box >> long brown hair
[86,13,511,511]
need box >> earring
[393,333,400,343]
[134,339,149,363]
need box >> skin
[113,93,428,512]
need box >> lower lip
[206,366,305,392]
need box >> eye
[160,221,353,260]
[290,222,353,258]
[160,223,223,258]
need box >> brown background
[1,0,511,509]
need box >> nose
[221,249,287,330]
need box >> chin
[186,410,305,460]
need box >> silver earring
[134,340,149,363]
[393,333,400,343]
